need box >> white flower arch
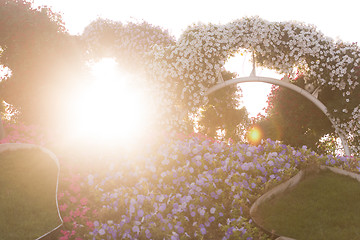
[83,17,360,155]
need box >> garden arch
[83,16,360,155]
[205,74,351,156]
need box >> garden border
[250,165,360,240]
[0,143,63,240]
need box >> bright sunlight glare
[71,58,153,146]
[224,52,283,118]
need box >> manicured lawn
[254,169,360,240]
[0,149,62,240]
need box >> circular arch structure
[205,76,351,156]
[83,17,360,154]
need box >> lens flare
[247,126,263,145]
[68,58,157,150]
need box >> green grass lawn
[0,148,62,240]
[254,169,360,240]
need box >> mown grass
[0,149,62,240]
[255,169,360,240]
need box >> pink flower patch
[63,216,71,223]
[70,208,81,218]
[70,183,81,193]
[80,197,88,206]
[59,203,68,211]
[70,196,77,203]
[86,221,94,229]
[58,192,65,199]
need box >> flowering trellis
[82,16,360,154]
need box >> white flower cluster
[82,18,174,72]
[82,17,360,154]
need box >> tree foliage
[196,71,249,141]
[256,75,334,152]
[0,0,90,130]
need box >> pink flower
[70,208,81,218]
[70,196,77,203]
[59,204,68,212]
[58,192,65,199]
[80,197,88,206]
[59,230,70,240]
[59,235,69,240]
[86,221,94,229]
[81,207,89,215]
[63,216,71,223]
[70,183,81,193]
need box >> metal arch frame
[205,76,351,156]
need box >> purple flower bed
[76,135,359,240]
[1,124,358,239]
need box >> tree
[196,71,249,141]
[0,0,90,132]
[256,75,334,152]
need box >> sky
[34,0,360,43]
[33,0,360,117]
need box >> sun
[70,58,153,146]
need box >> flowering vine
[82,17,360,154]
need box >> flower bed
[56,134,360,239]
[0,122,46,145]
[1,122,358,239]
